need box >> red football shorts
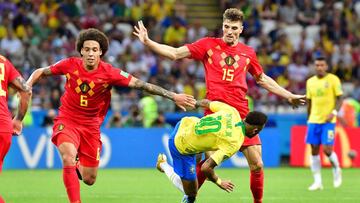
[52,119,102,167]
[242,134,261,146]
[0,132,12,173]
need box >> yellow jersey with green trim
[174,101,244,165]
[306,73,343,123]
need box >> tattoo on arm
[133,79,174,100]
[12,77,31,121]
[196,99,210,109]
[43,67,52,76]
[12,77,31,93]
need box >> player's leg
[178,156,198,203]
[167,127,198,202]
[52,121,81,203]
[156,153,184,193]
[196,153,209,189]
[78,165,99,186]
[57,142,81,203]
[241,144,263,203]
[306,123,323,190]
[321,123,341,188]
[157,122,185,193]
[77,126,102,186]
[0,133,12,173]
[181,179,198,203]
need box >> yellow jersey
[174,101,244,165]
[306,73,343,123]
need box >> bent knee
[61,155,76,166]
[249,160,264,172]
[83,175,97,185]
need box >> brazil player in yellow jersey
[306,56,343,191]
[156,99,267,203]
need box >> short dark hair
[245,111,268,126]
[315,55,326,61]
[76,28,109,57]
[223,8,244,23]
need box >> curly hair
[245,111,268,126]
[76,28,109,57]
[223,8,244,23]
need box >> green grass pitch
[1,168,359,203]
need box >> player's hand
[287,94,306,109]
[12,119,23,136]
[218,179,235,193]
[326,113,335,122]
[133,20,149,44]
[173,94,196,111]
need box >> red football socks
[250,170,264,203]
[0,195,5,203]
[196,160,207,189]
[63,166,81,203]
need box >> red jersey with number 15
[0,55,20,133]
[50,57,132,126]
[186,37,263,118]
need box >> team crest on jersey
[80,82,90,94]
[58,124,65,131]
[225,56,235,66]
[324,82,329,88]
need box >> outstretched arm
[255,73,306,108]
[128,77,196,111]
[201,157,234,192]
[133,20,191,60]
[26,67,52,87]
[10,76,32,135]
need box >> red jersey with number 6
[0,55,21,133]
[186,37,263,118]
[50,57,132,126]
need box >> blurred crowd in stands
[1,0,360,128]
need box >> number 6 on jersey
[80,95,88,107]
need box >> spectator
[139,93,158,128]
[106,112,123,128]
[122,104,143,127]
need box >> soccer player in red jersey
[0,55,31,202]
[134,8,306,203]
[0,55,31,172]
[27,28,196,203]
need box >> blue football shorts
[306,122,336,145]
[168,122,197,181]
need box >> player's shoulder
[99,60,117,72]
[0,54,8,63]
[0,55,17,70]
[306,75,317,83]
[237,41,254,50]
[326,73,340,80]
[202,37,218,42]
[236,42,256,54]
[60,56,82,64]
